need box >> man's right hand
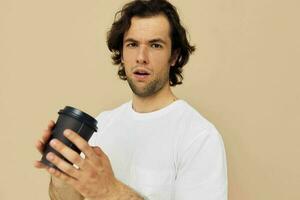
[34,120,83,200]
[34,120,55,170]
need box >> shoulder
[89,101,130,146]
[175,100,224,152]
[95,101,130,129]
[178,100,219,135]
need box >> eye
[151,43,163,49]
[126,42,138,48]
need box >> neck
[131,84,178,113]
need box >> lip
[133,68,151,75]
[132,67,151,81]
[133,73,150,81]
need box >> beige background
[1,0,299,199]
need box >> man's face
[122,14,176,97]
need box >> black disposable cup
[41,106,98,170]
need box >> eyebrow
[149,38,167,45]
[124,38,167,45]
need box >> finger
[41,120,55,144]
[46,152,81,179]
[34,160,49,169]
[91,146,111,168]
[35,140,45,154]
[49,139,85,169]
[47,167,77,187]
[63,129,94,159]
[47,120,55,130]
[36,120,55,154]
[92,146,106,157]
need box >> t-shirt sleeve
[174,126,228,200]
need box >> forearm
[106,180,145,200]
[49,176,145,200]
[49,176,84,200]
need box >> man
[35,0,228,199]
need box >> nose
[136,45,149,65]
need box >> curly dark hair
[107,0,195,86]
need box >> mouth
[133,68,151,80]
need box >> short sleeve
[174,126,228,200]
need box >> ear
[170,49,180,67]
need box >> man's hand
[34,120,84,200]
[35,121,143,200]
[34,120,55,170]
[44,129,120,200]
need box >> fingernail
[49,167,56,174]
[64,130,71,136]
[50,139,57,146]
[47,153,54,160]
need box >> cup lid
[58,106,98,132]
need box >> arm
[49,176,84,200]
[105,180,145,200]
[48,172,144,200]
[175,126,228,200]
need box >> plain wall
[0,0,299,199]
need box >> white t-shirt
[89,100,227,200]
